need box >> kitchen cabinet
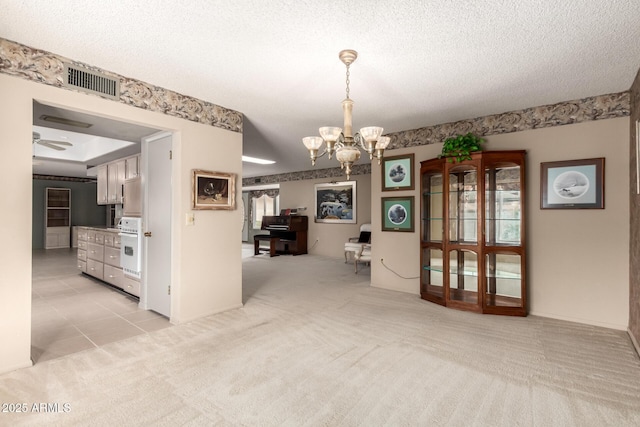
[97,165,108,205]
[77,231,88,267]
[45,187,71,249]
[122,276,140,297]
[97,155,139,205]
[420,150,527,316]
[107,160,125,204]
[77,226,139,297]
[123,176,142,217]
[125,155,140,179]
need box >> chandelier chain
[345,64,351,99]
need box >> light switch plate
[186,213,195,226]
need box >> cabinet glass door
[449,167,478,243]
[485,162,524,310]
[448,249,478,304]
[485,165,521,245]
[422,172,443,242]
[485,253,522,307]
[421,248,444,300]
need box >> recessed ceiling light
[242,155,275,165]
[40,115,93,128]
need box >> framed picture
[314,181,356,223]
[540,158,604,209]
[381,196,414,232]
[192,169,236,210]
[381,153,415,191]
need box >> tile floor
[31,248,171,363]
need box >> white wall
[279,174,371,258]
[178,124,243,322]
[371,118,630,330]
[0,73,243,374]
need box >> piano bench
[254,235,280,257]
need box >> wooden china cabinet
[420,151,527,316]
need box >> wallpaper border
[243,91,630,186]
[0,38,243,133]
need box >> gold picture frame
[192,169,236,210]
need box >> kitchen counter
[78,226,120,232]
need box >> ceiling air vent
[63,63,120,100]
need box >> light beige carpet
[1,254,640,426]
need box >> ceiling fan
[32,131,73,151]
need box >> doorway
[242,192,249,242]
[31,102,171,362]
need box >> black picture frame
[540,158,604,209]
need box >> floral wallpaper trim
[244,91,629,186]
[386,92,630,149]
[242,164,371,187]
[0,38,242,133]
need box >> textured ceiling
[2,0,640,178]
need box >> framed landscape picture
[381,196,414,232]
[192,169,236,210]
[381,153,415,191]
[314,181,356,223]
[540,158,604,209]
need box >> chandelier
[302,49,390,180]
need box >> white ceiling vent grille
[63,63,120,100]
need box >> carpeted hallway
[1,253,639,426]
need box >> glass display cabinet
[420,151,526,316]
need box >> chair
[344,223,371,263]
[354,244,371,274]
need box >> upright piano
[254,215,308,256]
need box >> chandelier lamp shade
[302,49,390,180]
